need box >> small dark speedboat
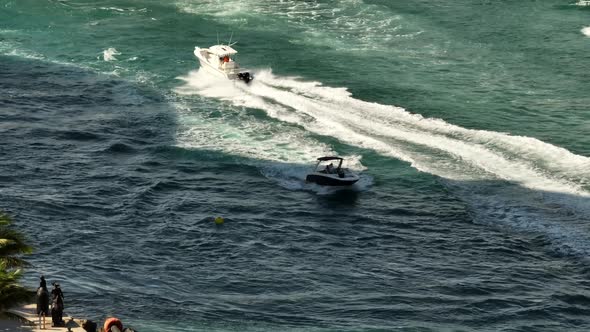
[305,156,359,186]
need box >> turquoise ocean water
[1,0,590,331]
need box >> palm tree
[0,212,33,310]
[0,213,32,269]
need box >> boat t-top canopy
[316,156,344,161]
[207,45,238,57]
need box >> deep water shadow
[440,177,590,259]
[315,188,360,208]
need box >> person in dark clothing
[51,282,64,300]
[325,163,334,174]
[39,275,47,289]
[51,282,65,327]
[36,282,49,329]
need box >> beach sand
[3,305,87,332]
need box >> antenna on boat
[217,32,220,45]
[228,31,234,46]
[227,32,238,47]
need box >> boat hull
[306,173,359,186]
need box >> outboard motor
[237,72,252,84]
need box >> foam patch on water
[176,0,415,52]
[0,39,102,74]
[582,27,590,36]
[103,48,121,61]
[98,6,148,13]
[0,41,45,60]
[0,29,20,34]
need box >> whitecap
[103,47,121,61]
[99,6,125,12]
[582,26,590,37]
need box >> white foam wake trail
[256,71,590,183]
[177,69,590,199]
[173,71,369,189]
[175,71,416,165]
[582,27,590,37]
[231,71,590,255]
[173,69,590,255]
[173,71,373,192]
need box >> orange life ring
[104,317,123,332]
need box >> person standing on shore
[39,275,46,289]
[36,276,49,329]
[50,282,65,327]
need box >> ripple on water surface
[2,50,590,332]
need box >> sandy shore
[2,305,87,332]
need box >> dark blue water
[2,1,590,331]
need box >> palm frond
[0,211,34,310]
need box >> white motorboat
[194,44,252,83]
[306,157,360,186]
